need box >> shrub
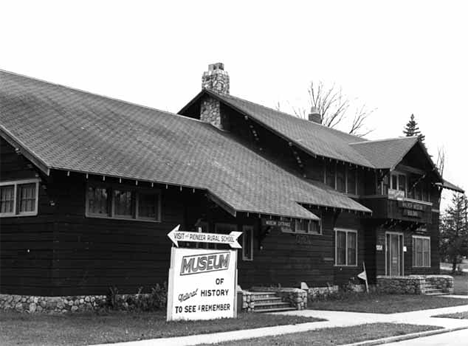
[102,283,168,312]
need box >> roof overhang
[436,179,465,193]
[0,126,50,176]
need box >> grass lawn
[199,323,441,346]
[0,310,324,346]
[308,293,468,313]
[440,267,468,295]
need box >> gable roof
[349,137,419,170]
[180,90,375,168]
[0,70,371,220]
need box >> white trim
[242,225,254,261]
[0,179,39,217]
[334,228,358,267]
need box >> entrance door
[386,233,403,276]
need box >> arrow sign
[167,225,242,249]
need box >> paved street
[384,328,468,345]
[91,299,468,346]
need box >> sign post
[167,225,240,321]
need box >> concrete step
[250,292,278,299]
[253,298,284,304]
[254,301,291,308]
[253,306,296,313]
[424,288,447,295]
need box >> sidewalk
[91,297,468,346]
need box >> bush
[102,283,168,312]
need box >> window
[347,167,357,195]
[86,184,160,222]
[0,180,39,217]
[294,215,322,234]
[413,236,431,267]
[336,164,346,192]
[389,172,407,199]
[242,225,254,261]
[325,162,336,189]
[335,229,358,266]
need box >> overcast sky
[2,0,466,208]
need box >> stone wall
[376,275,454,294]
[307,285,339,301]
[238,291,254,312]
[377,276,425,294]
[0,294,107,313]
[200,97,222,129]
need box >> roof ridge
[0,68,208,126]
[349,136,418,146]
[211,90,367,142]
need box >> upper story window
[324,161,358,195]
[389,172,407,199]
[0,179,39,217]
[86,184,161,222]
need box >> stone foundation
[377,275,454,294]
[0,294,107,313]
[0,291,158,314]
[307,285,340,301]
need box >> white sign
[167,225,242,249]
[167,247,238,321]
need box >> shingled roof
[0,70,371,220]
[349,137,420,170]
[181,90,374,168]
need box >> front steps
[250,292,295,313]
[422,282,447,296]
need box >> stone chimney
[202,62,230,94]
[308,106,322,124]
[200,63,229,130]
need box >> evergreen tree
[440,193,468,273]
[403,114,425,142]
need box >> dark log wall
[333,212,366,286]
[46,172,192,296]
[0,139,54,295]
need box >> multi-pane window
[324,162,359,195]
[0,180,39,217]
[389,172,407,198]
[294,213,322,235]
[114,190,133,217]
[86,184,160,222]
[347,167,357,195]
[336,164,346,192]
[413,236,431,267]
[325,162,336,189]
[335,229,358,266]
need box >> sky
[1,0,466,209]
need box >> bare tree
[436,146,446,178]
[290,81,374,137]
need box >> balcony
[360,192,433,224]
